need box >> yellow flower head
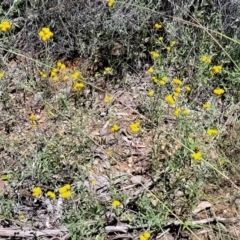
[104,67,113,75]
[71,71,82,80]
[111,124,119,133]
[151,76,157,83]
[174,108,181,116]
[105,95,113,103]
[29,114,37,121]
[148,90,154,97]
[107,0,115,7]
[210,65,222,75]
[165,95,175,105]
[183,109,190,115]
[130,122,140,133]
[207,129,218,136]
[154,23,162,29]
[46,191,56,199]
[38,27,53,41]
[185,86,191,92]
[19,214,25,219]
[158,36,163,41]
[203,103,211,109]
[63,75,69,81]
[57,62,66,70]
[150,51,160,59]
[0,20,11,32]
[0,72,5,78]
[166,46,171,51]
[213,88,225,95]
[174,87,181,93]
[112,200,121,208]
[32,187,42,197]
[172,78,182,85]
[191,151,202,161]
[61,191,72,198]
[91,180,97,185]
[39,71,47,78]
[52,76,58,82]
[73,82,84,91]
[174,92,179,97]
[170,40,176,46]
[147,67,154,74]
[59,184,71,194]
[201,55,211,63]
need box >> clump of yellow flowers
[207,129,218,136]
[107,0,115,7]
[112,200,121,208]
[139,231,151,240]
[59,184,72,198]
[111,124,119,133]
[0,20,11,32]
[32,187,42,197]
[38,27,53,41]
[213,87,225,95]
[210,65,222,75]
[201,55,211,63]
[150,51,160,59]
[130,122,140,133]
[165,95,175,105]
[191,151,202,161]
[73,82,84,91]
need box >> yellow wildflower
[166,46,171,51]
[185,86,191,92]
[106,150,113,155]
[172,78,182,85]
[174,108,181,116]
[158,36,163,41]
[154,23,162,29]
[203,103,211,109]
[38,27,53,41]
[165,95,175,105]
[0,20,11,32]
[151,76,157,83]
[32,187,42,197]
[0,72,5,78]
[105,95,113,103]
[213,88,225,95]
[111,124,119,133]
[57,62,66,70]
[140,231,151,240]
[39,71,47,78]
[147,67,154,74]
[148,90,154,97]
[59,184,71,194]
[91,180,97,185]
[112,200,121,208]
[107,0,115,7]
[52,76,58,82]
[207,129,218,136]
[63,75,69,81]
[61,191,72,198]
[183,109,190,115]
[29,114,37,121]
[170,40,176,46]
[150,51,160,59]
[174,92,179,97]
[201,55,211,63]
[71,71,82,80]
[104,67,113,75]
[46,191,56,199]
[161,76,167,81]
[210,65,222,75]
[175,87,181,93]
[130,122,140,133]
[73,82,84,91]
[51,68,58,77]
[19,214,25,219]
[191,151,202,161]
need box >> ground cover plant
[1,0,240,239]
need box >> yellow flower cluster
[207,129,218,136]
[174,87,181,97]
[0,20,11,32]
[59,184,72,198]
[203,103,211,109]
[213,87,225,95]
[148,90,154,97]
[46,191,56,199]
[147,67,154,74]
[72,70,82,80]
[38,27,53,41]
[210,65,222,75]
[201,55,211,63]
[154,23,162,29]
[112,200,121,208]
[139,231,151,240]
[29,114,37,121]
[170,40,176,46]
[185,86,191,92]
[165,95,175,105]
[130,122,140,133]
[191,151,202,161]
[172,78,182,85]
[104,67,113,75]
[73,82,84,91]
[174,108,190,116]
[159,76,167,85]
[107,0,115,7]
[39,71,47,78]
[105,95,113,103]
[57,61,66,70]
[111,124,119,133]
[150,51,160,59]
[32,187,42,197]
[0,72,4,78]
